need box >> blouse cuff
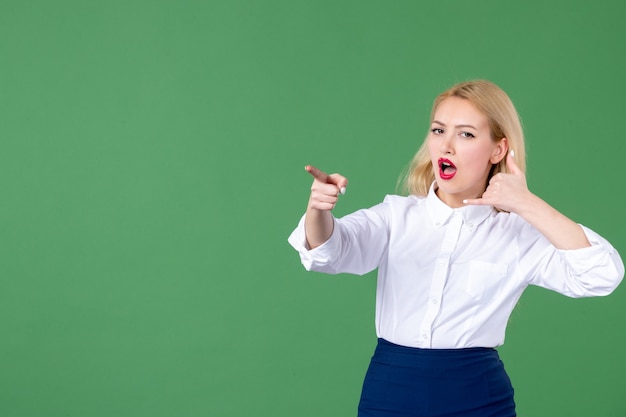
[287,214,340,271]
[557,225,618,274]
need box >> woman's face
[427,97,507,208]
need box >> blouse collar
[424,182,495,229]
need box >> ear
[490,137,509,164]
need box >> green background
[1,0,625,416]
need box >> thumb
[463,197,488,206]
[506,150,523,176]
[328,173,348,195]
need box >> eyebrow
[432,120,478,130]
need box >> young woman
[288,80,624,417]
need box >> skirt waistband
[377,337,496,356]
[374,338,500,374]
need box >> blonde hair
[401,80,526,196]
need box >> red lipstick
[438,158,457,180]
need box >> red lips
[438,158,457,180]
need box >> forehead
[432,97,489,128]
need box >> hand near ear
[463,151,530,213]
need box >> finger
[309,201,337,211]
[313,186,341,201]
[305,166,348,194]
[308,194,336,210]
[463,197,489,206]
[305,165,329,183]
[314,184,343,197]
[328,173,348,195]
[506,151,523,177]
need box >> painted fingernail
[510,150,515,157]
[463,199,468,204]
[340,187,346,195]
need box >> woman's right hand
[304,165,348,249]
[305,165,349,211]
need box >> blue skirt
[358,339,516,417]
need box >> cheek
[465,146,494,171]
[427,136,439,157]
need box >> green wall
[1,0,625,416]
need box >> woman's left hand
[463,151,531,213]
[465,150,591,249]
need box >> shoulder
[382,194,424,206]
[342,194,424,222]
[378,194,425,212]
[360,194,424,223]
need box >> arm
[465,151,622,296]
[288,166,390,275]
[507,193,590,250]
[516,222,623,297]
[464,151,590,250]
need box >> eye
[459,131,475,138]
[431,128,444,135]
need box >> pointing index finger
[305,165,329,182]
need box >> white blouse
[288,185,624,349]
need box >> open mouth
[438,158,457,180]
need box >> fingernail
[462,199,468,204]
[510,150,515,157]
[340,187,346,195]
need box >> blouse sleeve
[519,222,624,297]
[287,198,392,276]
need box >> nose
[439,133,454,155]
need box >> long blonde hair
[401,80,526,196]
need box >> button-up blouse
[288,185,624,349]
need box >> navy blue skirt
[358,339,516,417]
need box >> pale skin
[303,165,348,249]
[304,98,590,251]
[464,151,590,249]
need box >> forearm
[304,206,334,249]
[516,193,591,250]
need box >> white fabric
[288,185,624,349]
